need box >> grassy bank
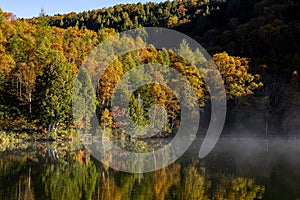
[0,130,80,145]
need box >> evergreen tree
[34,9,52,75]
[33,52,74,133]
[129,95,148,134]
[73,67,97,133]
[177,39,195,65]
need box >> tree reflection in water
[2,138,300,200]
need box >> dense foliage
[0,0,299,136]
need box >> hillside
[0,0,299,137]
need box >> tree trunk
[265,110,268,137]
[47,124,52,134]
[29,90,32,113]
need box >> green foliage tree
[33,52,74,134]
[100,108,113,136]
[34,9,53,73]
[0,9,4,24]
[73,67,96,132]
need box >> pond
[1,137,300,200]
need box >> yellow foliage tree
[213,52,263,99]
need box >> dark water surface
[1,137,300,200]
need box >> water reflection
[1,137,300,200]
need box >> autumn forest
[0,0,299,141]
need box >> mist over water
[186,136,300,200]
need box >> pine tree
[73,67,97,132]
[33,52,74,133]
[177,39,195,65]
[34,9,52,75]
[128,95,148,135]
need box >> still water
[1,137,300,200]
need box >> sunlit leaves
[213,52,263,99]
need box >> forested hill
[46,0,300,122]
[45,0,300,74]
[0,0,299,136]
